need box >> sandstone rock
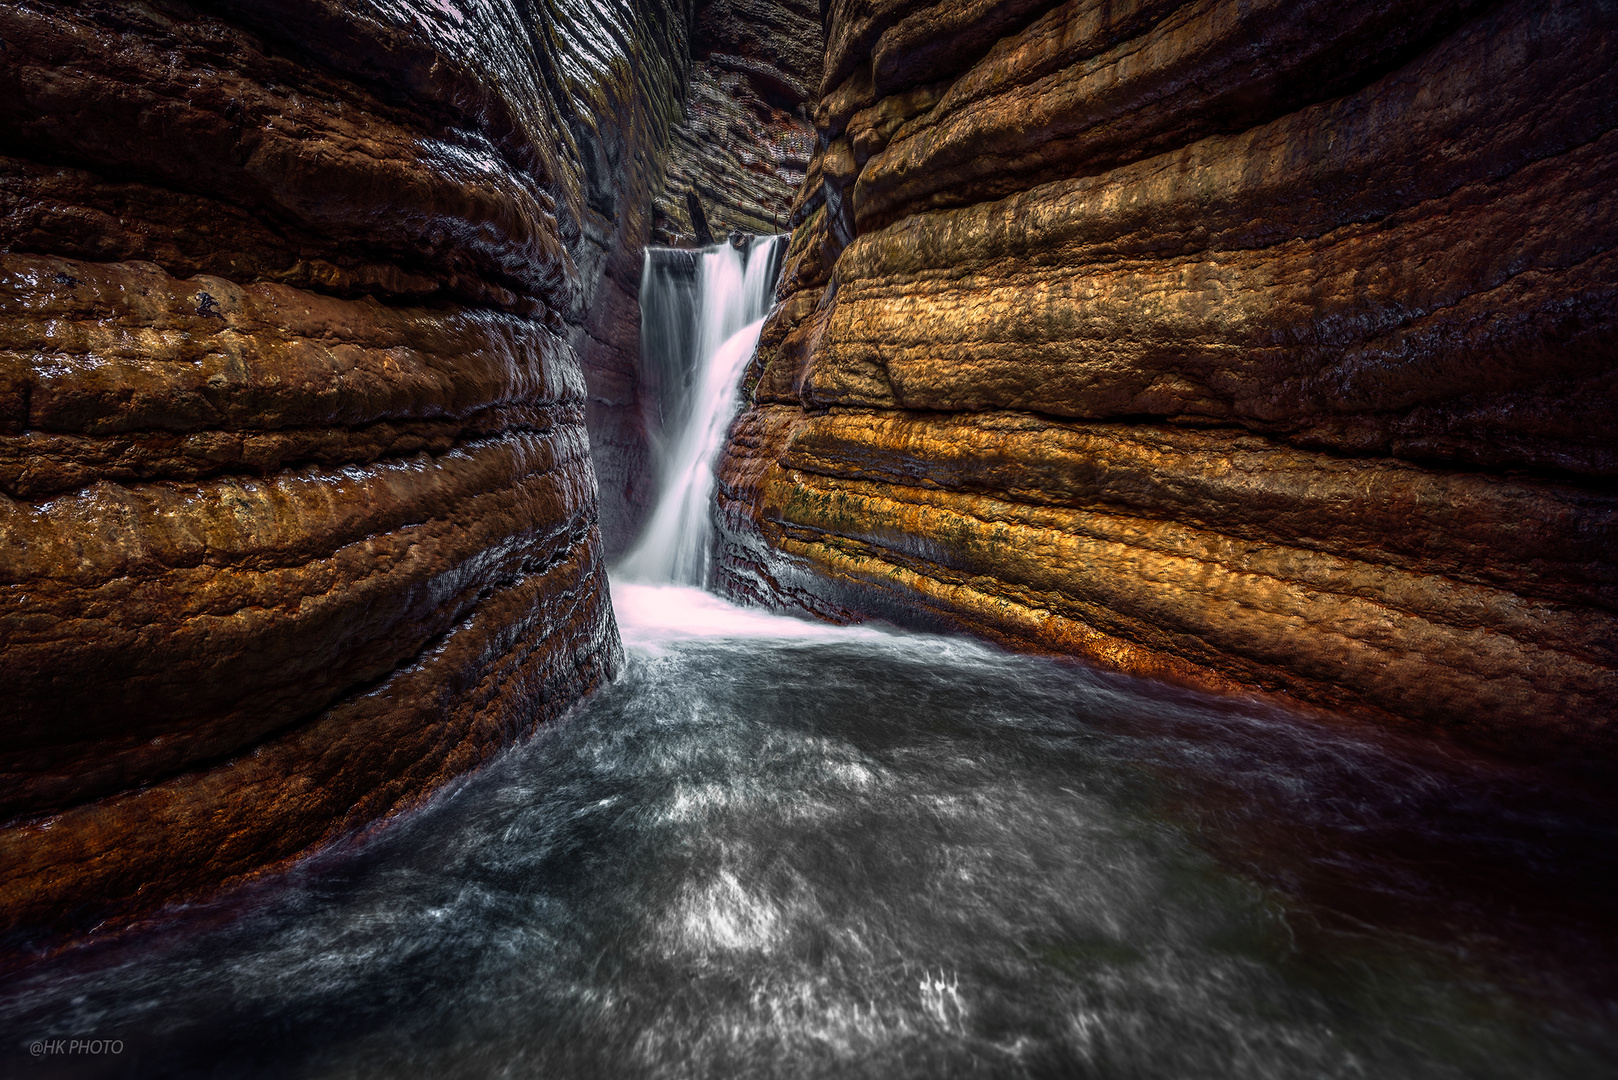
[719,0,1618,755]
[0,0,685,955]
[652,0,821,246]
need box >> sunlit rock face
[719,0,1618,754]
[0,0,686,949]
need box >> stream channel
[3,237,1616,1079]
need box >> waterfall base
[4,592,1614,1077]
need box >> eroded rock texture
[720,0,1618,755]
[652,0,820,243]
[0,0,687,952]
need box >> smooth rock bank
[719,0,1618,753]
[0,0,687,951]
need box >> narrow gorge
[1,1,1616,1076]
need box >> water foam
[619,235,786,587]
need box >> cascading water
[5,239,1616,1080]
[619,235,786,585]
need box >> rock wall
[653,0,821,242]
[0,0,687,953]
[719,0,1618,757]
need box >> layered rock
[652,0,821,242]
[651,57,816,243]
[720,0,1618,755]
[0,0,686,952]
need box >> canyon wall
[652,0,820,242]
[0,0,688,953]
[719,0,1618,757]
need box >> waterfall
[619,234,786,585]
[11,239,1609,1080]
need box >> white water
[618,235,786,585]
[612,582,895,652]
[5,235,1614,1080]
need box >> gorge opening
[5,236,1616,1079]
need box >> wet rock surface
[653,0,820,243]
[718,0,1618,752]
[0,0,687,953]
[653,58,816,244]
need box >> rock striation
[653,0,821,243]
[719,0,1618,756]
[0,0,687,954]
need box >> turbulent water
[3,586,1617,1079]
[6,234,1616,1078]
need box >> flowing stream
[3,238,1616,1079]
